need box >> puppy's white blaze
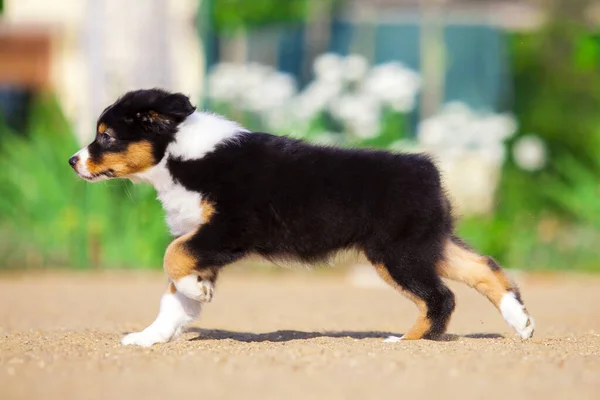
[75,147,91,176]
[167,112,248,161]
[121,289,201,347]
[500,292,535,339]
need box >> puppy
[69,88,534,347]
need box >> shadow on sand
[186,328,504,343]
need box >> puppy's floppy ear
[158,93,196,122]
[139,92,196,127]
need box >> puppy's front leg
[121,282,202,347]
[121,230,222,347]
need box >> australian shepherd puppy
[69,89,534,347]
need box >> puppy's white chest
[158,184,203,237]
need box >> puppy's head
[69,89,195,181]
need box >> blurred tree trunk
[420,0,446,119]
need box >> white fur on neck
[167,111,248,161]
[130,111,246,236]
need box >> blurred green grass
[0,95,170,269]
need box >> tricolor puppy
[69,88,535,347]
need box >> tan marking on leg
[164,231,197,281]
[86,141,155,177]
[373,264,432,340]
[200,199,216,223]
[437,240,514,308]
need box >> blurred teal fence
[202,19,513,117]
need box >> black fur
[165,133,457,337]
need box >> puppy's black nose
[68,155,79,168]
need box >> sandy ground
[0,269,599,400]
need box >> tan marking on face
[436,240,515,308]
[200,199,216,223]
[86,141,155,177]
[98,123,107,134]
[164,231,197,281]
[373,263,432,340]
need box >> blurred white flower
[293,80,342,120]
[343,54,369,82]
[329,93,381,139]
[313,53,344,83]
[362,62,421,113]
[239,63,271,93]
[207,62,243,102]
[418,103,517,157]
[418,119,447,148]
[242,72,297,113]
[417,102,519,216]
[347,112,381,140]
[487,115,518,142]
[208,62,297,115]
[208,55,423,143]
[477,143,506,166]
[329,93,376,121]
[513,134,547,171]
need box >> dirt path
[1,269,599,400]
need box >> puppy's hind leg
[437,237,535,339]
[369,249,456,341]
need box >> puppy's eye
[101,132,114,141]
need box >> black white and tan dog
[69,88,535,347]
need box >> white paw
[500,293,535,339]
[517,316,535,339]
[175,276,214,302]
[198,280,214,303]
[120,330,171,347]
[383,335,404,343]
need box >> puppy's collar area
[166,112,248,162]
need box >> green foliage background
[214,0,308,33]
[0,96,170,269]
[456,19,600,271]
